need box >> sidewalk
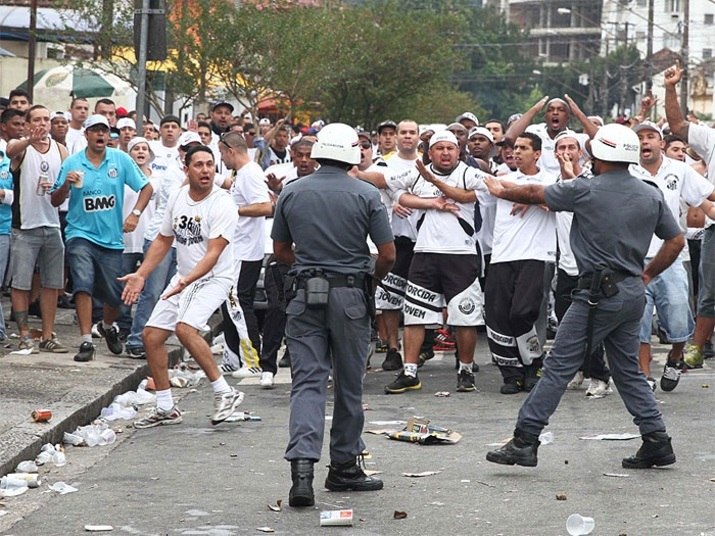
[0,296,180,478]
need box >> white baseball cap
[456,112,479,126]
[127,136,155,162]
[178,131,202,149]
[632,120,663,139]
[258,118,271,126]
[429,130,459,149]
[468,126,494,144]
[84,114,110,130]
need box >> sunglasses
[359,141,372,149]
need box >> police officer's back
[271,123,395,507]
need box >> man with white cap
[456,112,479,131]
[629,120,715,391]
[485,123,683,470]
[116,117,136,153]
[467,126,496,172]
[384,129,488,394]
[51,114,153,363]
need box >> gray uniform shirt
[271,165,393,275]
[544,169,681,277]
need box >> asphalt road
[1,338,714,536]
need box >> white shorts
[146,274,232,332]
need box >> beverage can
[320,509,353,526]
[31,409,52,423]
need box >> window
[706,14,714,25]
[703,48,713,60]
[665,0,680,13]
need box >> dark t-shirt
[544,169,681,277]
[271,165,393,275]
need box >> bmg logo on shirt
[84,195,116,212]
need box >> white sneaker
[211,389,244,425]
[567,370,584,390]
[232,366,262,380]
[260,371,275,389]
[586,379,612,399]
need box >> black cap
[376,120,397,133]
[212,101,234,113]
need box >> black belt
[576,271,629,290]
[296,274,365,289]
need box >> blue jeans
[639,259,693,343]
[0,234,9,339]
[125,240,176,350]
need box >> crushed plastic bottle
[6,473,41,488]
[224,411,262,423]
[0,475,29,497]
[539,431,554,445]
[100,402,137,421]
[15,460,38,473]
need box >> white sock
[459,361,472,373]
[81,334,93,344]
[404,363,418,377]
[211,376,232,395]
[155,389,174,411]
[102,320,114,331]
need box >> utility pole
[680,0,689,116]
[645,0,654,91]
[27,0,37,103]
[135,0,150,133]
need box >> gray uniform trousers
[284,286,370,464]
[517,277,666,437]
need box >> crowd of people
[0,62,712,500]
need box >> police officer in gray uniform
[482,124,684,469]
[272,123,395,507]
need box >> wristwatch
[131,209,142,217]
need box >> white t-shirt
[630,156,713,258]
[230,161,271,262]
[160,184,236,281]
[66,127,84,154]
[385,154,421,241]
[149,141,182,178]
[389,161,488,254]
[490,168,557,264]
[122,173,162,254]
[144,165,184,242]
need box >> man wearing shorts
[51,114,153,362]
[120,145,243,428]
[384,130,487,394]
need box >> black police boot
[622,431,675,469]
[325,458,384,492]
[486,428,540,467]
[288,459,315,507]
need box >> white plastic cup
[566,513,595,535]
[73,170,84,188]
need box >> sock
[81,334,93,344]
[404,363,418,377]
[211,376,232,395]
[155,389,174,411]
[459,361,472,373]
[102,320,113,331]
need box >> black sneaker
[622,431,675,469]
[126,346,146,359]
[486,432,540,467]
[325,460,383,492]
[104,324,123,355]
[417,348,435,367]
[73,341,96,362]
[454,354,480,372]
[384,371,421,394]
[660,361,681,392]
[381,348,402,371]
[456,369,476,392]
[278,353,291,368]
[500,377,522,394]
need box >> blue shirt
[0,151,11,236]
[55,148,148,249]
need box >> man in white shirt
[384,130,487,395]
[485,132,557,394]
[630,121,715,391]
[120,145,244,428]
[65,97,88,153]
[218,131,272,378]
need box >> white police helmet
[310,123,360,165]
[590,123,640,164]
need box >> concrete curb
[0,347,185,479]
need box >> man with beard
[384,130,487,394]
